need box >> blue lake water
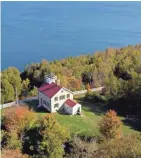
[2,2,141,71]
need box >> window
[54,97,58,101]
[41,98,42,105]
[47,102,49,106]
[43,100,46,105]
[59,95,65,100]
[54,103,59,108]
[67,94,70,98]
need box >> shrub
[65,134,141,158]
[1,130,10,148]
[85,92,107,103]
[97,134,141,158]
[28,86,37,97]
[7,130,22,150]
[65,136,98,158]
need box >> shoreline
[2,43,140,72]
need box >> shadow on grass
[107,98,141,132]
[57,110,69,115]
[25,100,69,115]
[76,98,108,116]
[25,100,38,110]
[25,100,50,113]
[122,118,141,132]
[24,97,107,117]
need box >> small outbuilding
[64,99,82,115]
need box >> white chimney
[44,74,57,84]
[56,79,60,86]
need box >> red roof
[65,99,78,107]
[39,82,62,98]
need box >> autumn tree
[75,79,81,90]
[2,106,37,150]
[22,114,70,158]
[3,106,35,132]
[99,110,122,139]
[86,83,91,93]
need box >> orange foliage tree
[75,79,81,90]
[2,105,37,150]
[99,110,122,139]
[86,83,91,93]
[3,105,36,133]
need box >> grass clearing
[18,99,141,136]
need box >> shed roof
[65,99,78,107]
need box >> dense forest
[1,44,141,117]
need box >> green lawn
[26,99,141,136]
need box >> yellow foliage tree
[99,110,122,139]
